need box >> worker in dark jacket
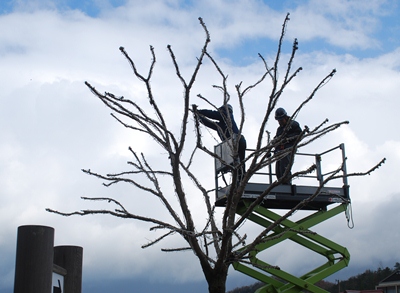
[197,104,246,179]
[274,107,302,184]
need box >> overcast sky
[0,0,399,292]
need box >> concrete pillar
[14,225,55,293]
[54,245,83,293]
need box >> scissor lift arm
[234,200,350,293]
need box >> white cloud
[288,0,395,49]
[0,0,399,291]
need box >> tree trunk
[204,264,229,293]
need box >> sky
[0,0,399,292]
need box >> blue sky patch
[0,0,127,17]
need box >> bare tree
[47,14,385,293]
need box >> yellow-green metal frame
[234,200,350,293]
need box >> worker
[196,104,246,180]
[274,107,302,184]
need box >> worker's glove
[190,104,198,114]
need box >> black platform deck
[216,182,349,211]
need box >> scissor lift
[214,143,351,293]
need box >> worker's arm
[197,109,221,131]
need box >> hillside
[228,263,399,293]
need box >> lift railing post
[268,163,273,184]
[339,143,350,199]
[315,154,323,186]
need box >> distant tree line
[331,263,399,293]
[227,281,264,293]
[228,263,400,293]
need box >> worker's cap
[219,104,233,112]
[275,107,288,120]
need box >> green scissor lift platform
[214,143,351,293]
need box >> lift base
[233,200,350,293]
